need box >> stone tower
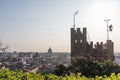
[71,27,87,58]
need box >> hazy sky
[0,0,120,52]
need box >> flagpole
[104,19,110,40]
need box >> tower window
[75,40,77,43]
[80,40,82,43]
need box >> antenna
[104,19,110,40]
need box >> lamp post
[73,10,79,29]
[104,19,110,40]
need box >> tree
[54,64,70,76]
[0,41,9,53]
[71,56,120,77]
[54,56,120,77]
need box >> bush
[54,56,120,77]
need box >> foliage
[54,57,120,77]
[54,64,70,76]
[1,68,120,80]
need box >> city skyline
[0,0,120,52]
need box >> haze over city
[0,0,120,52]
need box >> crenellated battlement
[71,27,114,61]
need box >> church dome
[48,47,52,53]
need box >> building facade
[71,27,114,61]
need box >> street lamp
[73,10,79,29]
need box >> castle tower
[106,40,114,60]
[71,27,87,59]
